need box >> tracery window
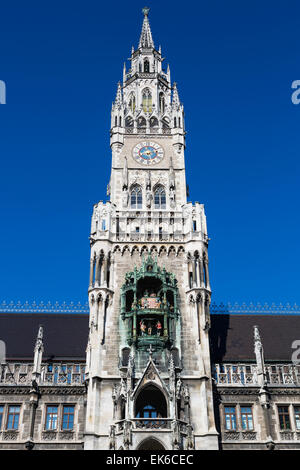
[142,88,152,113]
[154,186,166,209]
[130,185,143,209]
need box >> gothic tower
[84,8,218,450]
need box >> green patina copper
[120,254,179,350]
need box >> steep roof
[0,312,299,363]
[0,313,88,361]
[210,314,300,362]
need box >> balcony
[214,363,300,386]
[0,363,86,386]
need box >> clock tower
[84,7,219,450]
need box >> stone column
[204,258,211,290]
[89,258,95,287]
[25,393,38,450]
[198,258,204,288]
[94,255,101,287]
[192,258,197,287]
[102,256,108,287]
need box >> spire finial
[142,6,150,16]
[139,7,154,49]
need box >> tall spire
[139,7,154,49]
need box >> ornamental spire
[254,325,266,386]
[32,325,44,383]
[115,81,123,106]
[139,7,154,49]
[172,82,180,107]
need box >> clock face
[132,141,164,165]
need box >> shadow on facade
[209,308,231,450]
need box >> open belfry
[84,7,218,450]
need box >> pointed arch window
[142,88,152,113]
[144,59,150,73]
[150,117,159,128]
[131,185,143,209]
[125,116,133,127]
[135,385,167,421]
[154,186,166,209]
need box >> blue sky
[0,0,299,305]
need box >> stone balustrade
[214,363,300,386]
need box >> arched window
[150,117,159,128]
[159,93,165,114]
[137,438,165,451]
[121,348,130,367]
[129,93,136,113]
[142,88,152,113]
[154,186,166,209]
[137,116,146,128]
[174,117,177,128]
[115,116,117,127]
[162,117,170,128]
[130,185,142,209]
[119,116,122,127]
[144,59,150,73]
[125,116,133,127]
[135,385,167,419]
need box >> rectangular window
[46,406,58,430]
[62,406,75,430]
[0,406,4,430]
[224,406,236,430]
[294,407,300,430]
[278,406,291,430]
[7,405,20,430]
[241,406,254,430]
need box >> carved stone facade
[85,8,217,450]
[0,8,299,451]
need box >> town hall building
[0,8,300,451]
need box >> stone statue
[170,188,176,208]
[122,189,129,208]
[146,189,153,208]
